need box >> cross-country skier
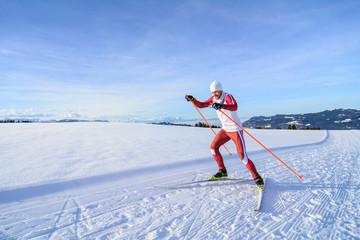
[186,81,264,188]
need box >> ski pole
[188,98,232,156]
[210,102,303,179]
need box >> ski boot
[209,169,228,181]
[254,176,264,190]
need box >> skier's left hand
[212,103,222,110]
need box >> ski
[254,177,266,211]
[154,178,253,190]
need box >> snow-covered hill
[0,123,359,239]
[243,108,360,130]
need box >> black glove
[212,103,222,110]
[185,95,194,102]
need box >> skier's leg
[210,129,230,170]
[230,130,260,179]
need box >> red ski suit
[193,92,260,179]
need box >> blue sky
[1,0,359,122]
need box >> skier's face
[212,91,223,100]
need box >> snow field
[0,123,326,190]
[0,123,359,239]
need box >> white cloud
[0,109,55,119]
[0,49,20,56]
[64,112,82,119]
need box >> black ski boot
[254,176,264,189]
[209,169,228,180]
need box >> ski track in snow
[0,128,359,239]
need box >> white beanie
[210,81,223,92]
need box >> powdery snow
[0,123,359,239]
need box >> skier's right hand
[185,95,195,102]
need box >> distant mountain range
[243,109,360,130]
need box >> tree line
[255,125,320,130]
[194,122,220,128]
[0,119,32,123]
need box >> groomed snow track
[0,129,359,239]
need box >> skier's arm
[222,94,238,111]
[193,97,213,108]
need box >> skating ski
[254,177,266,211]
[154,178,253,190]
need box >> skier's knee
[210,142,220,151]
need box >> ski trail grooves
[46,199,82,239]
[258,130,360,239]
[182,191,209,239]
[48,199,69,239]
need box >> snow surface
[0,123,359,239]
